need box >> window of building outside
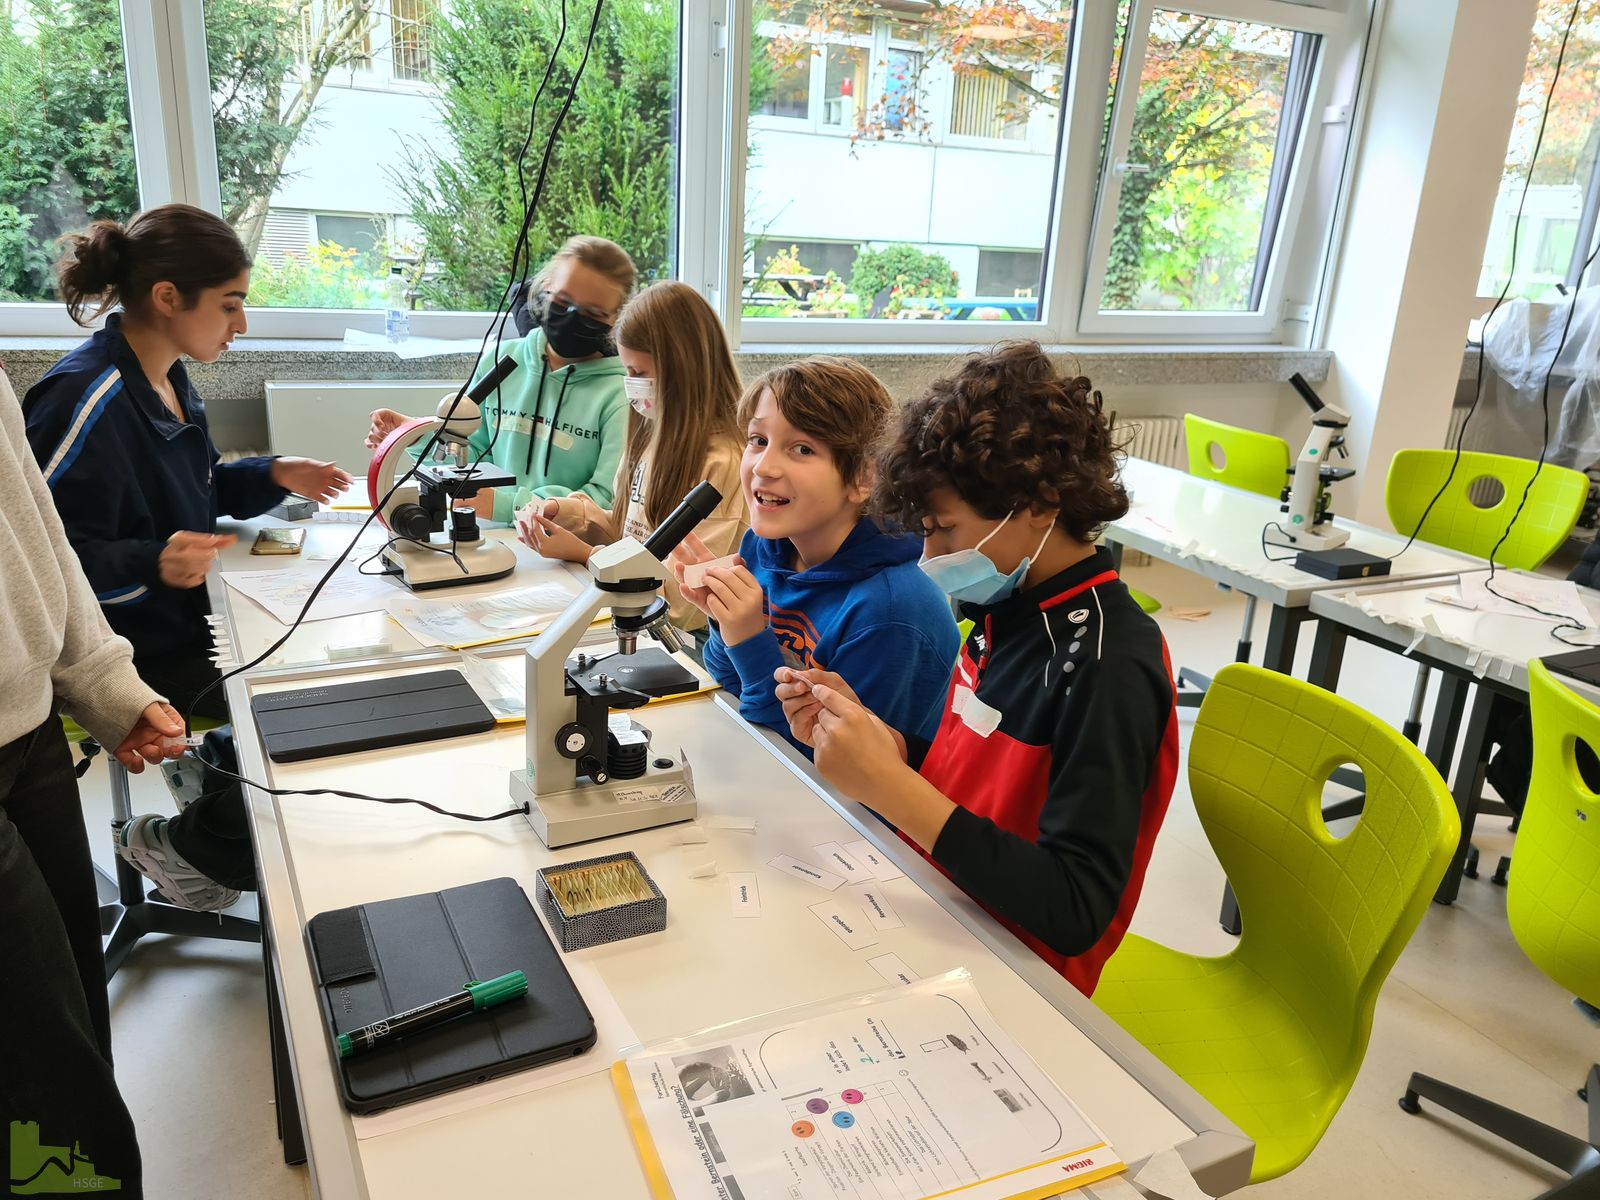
[204,0,679,313]
[1478,0,1600,302]
[745,1,1071,322]
[0,2,139,304]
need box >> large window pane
[1096,9,1316,314]
[1478,0,1600,302]
[205,0,679,312]
[0,1,139,302]
[745,1,1071,322]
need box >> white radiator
[1115,414,1186,469]
[264,379,461,476]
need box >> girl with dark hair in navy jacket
[24,204,351,912]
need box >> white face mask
[624,375,657,418]
[919,510,1055,606]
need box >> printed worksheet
[384,575,586,646]
[614,972,1121,1200]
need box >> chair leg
[1492,856,1511,887]
[1219,884,1242,936]
[1236,595,1257,664]
[100,760,261,982]
[1400,1072,1600,1179]
[1465,845,1480,879]
[1586,1064,1598,1144]
[1403,666,1431,744]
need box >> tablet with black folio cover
[1544,647,1600,690]
[305,876,597,1114]
[251,669,494,762]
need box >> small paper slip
[849,882,905,931]
[386,578,586,648]
[844,838,905,881]
[222,563,401,625]
[812,841,870,880]
[809,899,879,950]
[767,854,845,891]
[1459,572,1593,628]
[728,872,762,917]
[682,554,741,589]
[867,952,920,986]
[611,971,1123,1200]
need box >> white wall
[270,85,448,216]
[1318,0,1538,526]
[745,127,1059,267]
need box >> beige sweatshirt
[0,369,158,749]
[551,439,747,630]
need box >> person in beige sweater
[2,365,187,1197]
[516,281,747,636]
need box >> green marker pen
[335,970,528,1058]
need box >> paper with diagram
[612,971,1121,1200]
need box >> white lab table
[221,647,1255,1199]
[1305,569,1600,903]
[1107,458,1475,674]
[212,509,589,672]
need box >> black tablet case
[1544,647,1600,689]
[305,877,598,1115]
[252,669,495,762]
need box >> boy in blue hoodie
[366,236,633,525]
[674,357,958,751]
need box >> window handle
[1114,161,1151,175]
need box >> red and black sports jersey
[909,547,1179,997]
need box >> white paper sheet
[615,972,1123,1200]
[386,579,586,647]
[1459,573,1594,627]
[222,563,403,624]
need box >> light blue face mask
[919,512,1055,605]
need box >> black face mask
[541,297,615,360]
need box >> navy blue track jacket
[23,316,285,660]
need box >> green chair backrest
[1509,660,1600,1005]
[1385,449,1587,570]
[1191,665,1459,1088]
[1183,414,1292,499]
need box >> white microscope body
[1268,373,1355,553]
[509,482,721,848]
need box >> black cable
[193,752,530,822]
[1384,0,1581,564]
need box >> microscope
[510,482,722,847]
[1267,372,1355,552]
[1265,374,1390,579]
[366,355,521,591]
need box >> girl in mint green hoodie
[366,236,634,525]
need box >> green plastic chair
[1400,660,1600,1193]
[1383,451,1588,876]
[1184,413,1292,500]
[1176,415,1293,709]
[1095,664,1459,1183]
[1129,588,1161,615]
[1385,449,1587,572]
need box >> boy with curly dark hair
[775,341,1178,996]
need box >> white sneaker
[116,815,240,912]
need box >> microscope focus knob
[555,722,591,759]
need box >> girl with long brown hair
[517,280,747,634]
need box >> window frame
[2,0,1362,350]
[1076,0,1346,338]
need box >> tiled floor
[84,555,1595,1198]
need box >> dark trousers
[134,653,256,892]
[1,717,142,1196]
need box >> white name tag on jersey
[952,684,1002,737]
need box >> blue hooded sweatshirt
[704,518,960,752]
